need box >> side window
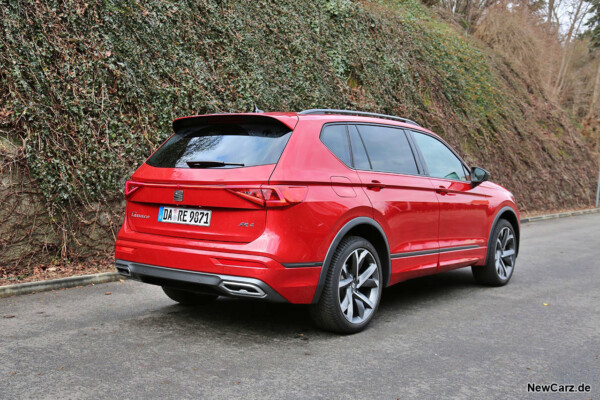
[348,125,372,170]
[356,125,419,175]
[411,132,468,181]
[320,124,351,167]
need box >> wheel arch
[485,206,520,264]
[312,217,391,304]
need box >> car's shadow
[140,268,477,338]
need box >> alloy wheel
[338,248,380,324]
[495,227,516,280]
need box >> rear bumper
[114,238,321,304]
[116,260,286,302]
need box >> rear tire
[310,236,383,334]
[472,219,517,286]
[162,287,218,306]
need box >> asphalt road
[1,214,599,399]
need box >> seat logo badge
[174,190,183,202]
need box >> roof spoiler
[172,113,298,132]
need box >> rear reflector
[214,258,267,269]
[115,245,135,254]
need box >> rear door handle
[367,180,386,191]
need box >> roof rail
[298,109,421,127]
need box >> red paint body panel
[355,170,440,285]
[115,112,520,304]
[126,164,277,243]
[429,177,491,268]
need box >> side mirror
[471,166,490,186]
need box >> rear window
[147,120,292,168]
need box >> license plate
[158,206,212,227]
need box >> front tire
[310,236,383,334]
[472,219,517,286]
[162,287,218,306]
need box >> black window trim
[347,124,373,170]
[406,128,472,183]
[345,124,356,168]
[319,122,428,178]
[405,128,429,175]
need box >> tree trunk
[588,60,600,118]
[547,0,555,25]
[553,0,586,98]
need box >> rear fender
[312,217,390,304]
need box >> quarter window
[355,125,419,175]
[320,124,352,166]
[411,132,468,181]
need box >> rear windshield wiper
[186,161,245,168]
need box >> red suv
[115,109,519,333]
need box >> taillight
[124,181,143,198]
[228,186,307,207]
[228,187,265,205]
[277,186,308,204]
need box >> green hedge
[1,0,505,206]
[0,0,596,263]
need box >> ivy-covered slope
[0,0,597,266]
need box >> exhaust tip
[219,281,266,298]
[115,263,131,277]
